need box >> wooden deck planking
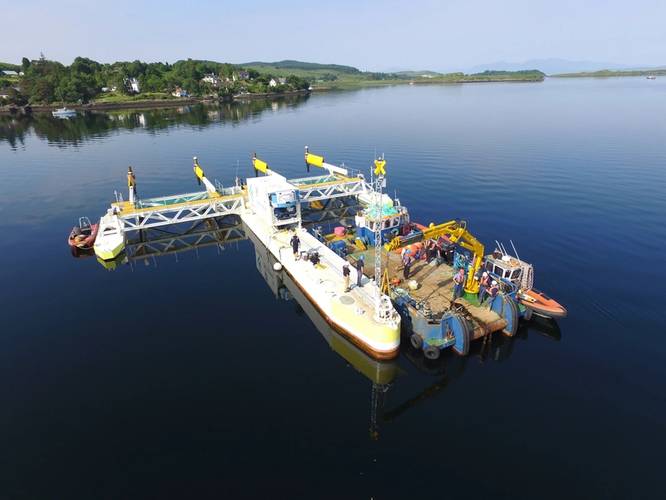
[349,249,506,337]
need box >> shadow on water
[92,213,563,441]
[0,95,310,149]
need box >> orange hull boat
[519,289,567,319]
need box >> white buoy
[273,262,283,271]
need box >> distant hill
[553,68,666,78]
[240,60,361,74]
[467,58,642,76]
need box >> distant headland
[0,57,547,113]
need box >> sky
[3,0,665,71]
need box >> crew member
[403,255,412,279]
[355,256,364,288]
[342,264,351,292]
[290,232,300,258]
[484,280,500,308]
[445,244,455,265]
[426,240,436,262]
[478,271,491,304]
[436,242,445,265]
[453,267,465,300]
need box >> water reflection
[88,213,561,439]
[0,95,310,149]
[245,220,400,440]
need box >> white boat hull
[242,212,401,359]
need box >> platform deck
[349,249,506,338]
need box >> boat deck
[241,213,400,359]
[349,250,506,339]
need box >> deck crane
[304,146,350,176]
[386,219,485,294]
[192,157,218,194]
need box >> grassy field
[92,92,177,103]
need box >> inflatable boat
[67,217,99,250]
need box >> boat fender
[444,314,470,356]
[273,262,283,271]
[501,295,519,337]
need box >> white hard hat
[492,280,497,285]
[482,272,488,277]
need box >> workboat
[483,245,567,319]
[52,107,77,118]
[646,75,656,80]
[313,195,521,360]
[67,216,98,250]
[93,211,125,260]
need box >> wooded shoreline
[0,89,312,115]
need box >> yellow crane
[386,220,485,294]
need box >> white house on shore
[268,78,277,87]
[125,77,140,94]
[202,73,221,86]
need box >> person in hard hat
[478,271,491,304]
[290,232,300,259]
[403,254,412,279]
[426,240,437,263]
[453,267,465,300]
[342,263,351,292]
[445,244,455,265]
[355,256,364,288]
[484,280,500,308]
[435,241,445,265]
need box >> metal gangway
[94,149,373,262]
[113,151,368,233]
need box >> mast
[372,156,387,316]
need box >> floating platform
[242,208,400,360]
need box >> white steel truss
[119,194,244,232]
[296,177,367,203]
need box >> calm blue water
[1,78,665,499]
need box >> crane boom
[387,220,485,294]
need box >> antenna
[510,240,520,261]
